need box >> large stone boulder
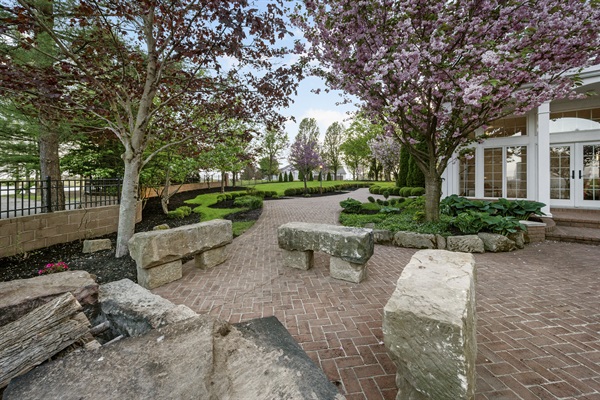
[82,239,111,253]
[277,222,373,264]
[446,235,485,253]
[477,232,516,252]
[393,232,437,249]
[5,315,345,400]
[383,249,477,400]
[128,219,232,269]
[0,271,98,327]
[96,279,196,338]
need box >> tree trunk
[303,175,308,195]
[115,156,142,258]
[220,172,225,193]
[0,292,92,388]
[424,174,442,222]
[39,125,64,211]
[232,172,236,188]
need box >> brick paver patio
[154,188,600,399]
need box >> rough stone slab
[507,231,525,249]
[393,231,436,249]
[136,259,182,290]
[194,244,229,269]
[329,257,367,283]
[234,316,345,400]
[478,233,516,252]
[277,222,374,264]
[128,219,233,269]
[383,250,477,400]
[82,239,112,253]
[436,234,447,250]
[282,249,314,270]
[446,235,485,253]
[373,229,393,245]
[0,271,98,328]
[5,315,346,400]
[97,279,196,338]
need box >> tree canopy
[1,0,302,256]
[296,0,600,220]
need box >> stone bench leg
[329,257,367,283]
[195,244,229,269]
[137,260,183,290]
[282,249,314,270]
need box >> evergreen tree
[326,171,332,181]
[397,146,410,187]
[309,172,314,181]
[278,173,283,182]
[288,171,294,181]
[298,170,305,182]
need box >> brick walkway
[153,189,600,399]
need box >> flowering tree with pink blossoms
[295,0,600,221]
[289,124,323,195]
[369,133,402,182]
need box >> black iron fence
[0,177,122,219]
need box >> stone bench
[277,222,374,283]
[383,249,477,399]
[128,219,233,289]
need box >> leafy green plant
[167,205,192,219]
[379,206,400,214]
[410,187,425,196]
[368,196,375,203]
[383,190,390,199]
[340,198,362,214]
[234,195,263,210]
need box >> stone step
[551,208,600,229]
[546,226,600,246]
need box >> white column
[537,102,552,216]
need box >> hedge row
[283,182,371,197]
[216,190,278,203]
[369,185,425,197]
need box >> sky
[253,1,360,159]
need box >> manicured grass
[240,180,371,196]
[184,192,246,221]
[232,221,255,237]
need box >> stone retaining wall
[0,203,142,258]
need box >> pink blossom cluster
[38,262,69,276]
[368,133,402,177]
[295,0,600,178]
[288,134,323,177]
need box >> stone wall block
[383,249,477,400]
[393,232,436,249]
[477,233,516,252]
[446,235,484,253]
[82,239,112,253]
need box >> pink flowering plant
[38,261,69,275]
[294,0,600,222]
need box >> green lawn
[236,180,374,196]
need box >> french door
[550,142,600,207]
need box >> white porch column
[537,102,552,216]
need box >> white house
[442,65,600,216]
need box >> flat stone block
[82,239,112,253]
[195,245,229,269]
[129,219,233,269]
[278,222,373,264]
[329,257,367,283]
[282,249,314,270]
[137,260,182,290]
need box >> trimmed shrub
[382,190,390,199]
[376,199,383,205]
[340,198,362,214]
[410,187,425,196]
[326,171,332,181]
[367,196,375,203]
[391,187,401,196]
[400,187,412,197]
[234,195,263,210]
